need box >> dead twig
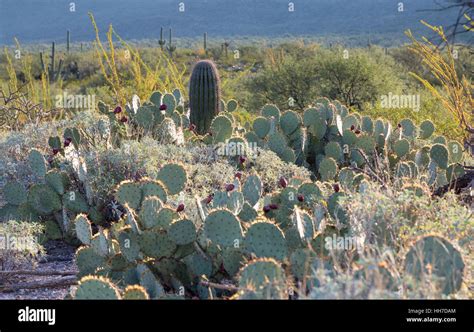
[0,270,77,276]
[0,276,77,293]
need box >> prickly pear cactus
[404,235,465,295]
[74,276,121,299]
[156,163,187,195]
[28,149,47,178]
[204,209,243,247]
[236,258,287,299]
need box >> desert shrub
[341,181,473,249]
[302,181,472,299]
[244,45,404,112]
[316,47,404,109]
[252,149,312,193]
[244,52,319,111]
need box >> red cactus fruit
[297,194,304,202]
[176,203,185,212]
[279,177,288,188]
[334,184,340,193]
[235,172,242,180]
[350,125,355,131]
[225,184,235,192]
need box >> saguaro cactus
[67,30,70,53]
[39,42,63,82]
[158,27,166,51]
[189,60,221,134]
[166,28,176,57]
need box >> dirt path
[0,241,78,300]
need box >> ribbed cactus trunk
[189,60,221,135]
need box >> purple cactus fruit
[176,203,185,212]
[120,116,128,123]
[350,125,355,131]
[263,205,271,213]
[269,203,279,210]
[52,148,60,155]
[239,155,247,164]
[189,124,196,131]
[355,129,361,135]
[113,106,122,114]
[225,184,235,192]
[235,172,242,180]
[334,184,340,193]
[159,104,167,111]
[297,194,304,202]
[279,177,288,188]
[64,137,72,147]
[397,123,402,129]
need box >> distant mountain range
[0,0,462,45]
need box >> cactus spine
[189,60,221,134]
